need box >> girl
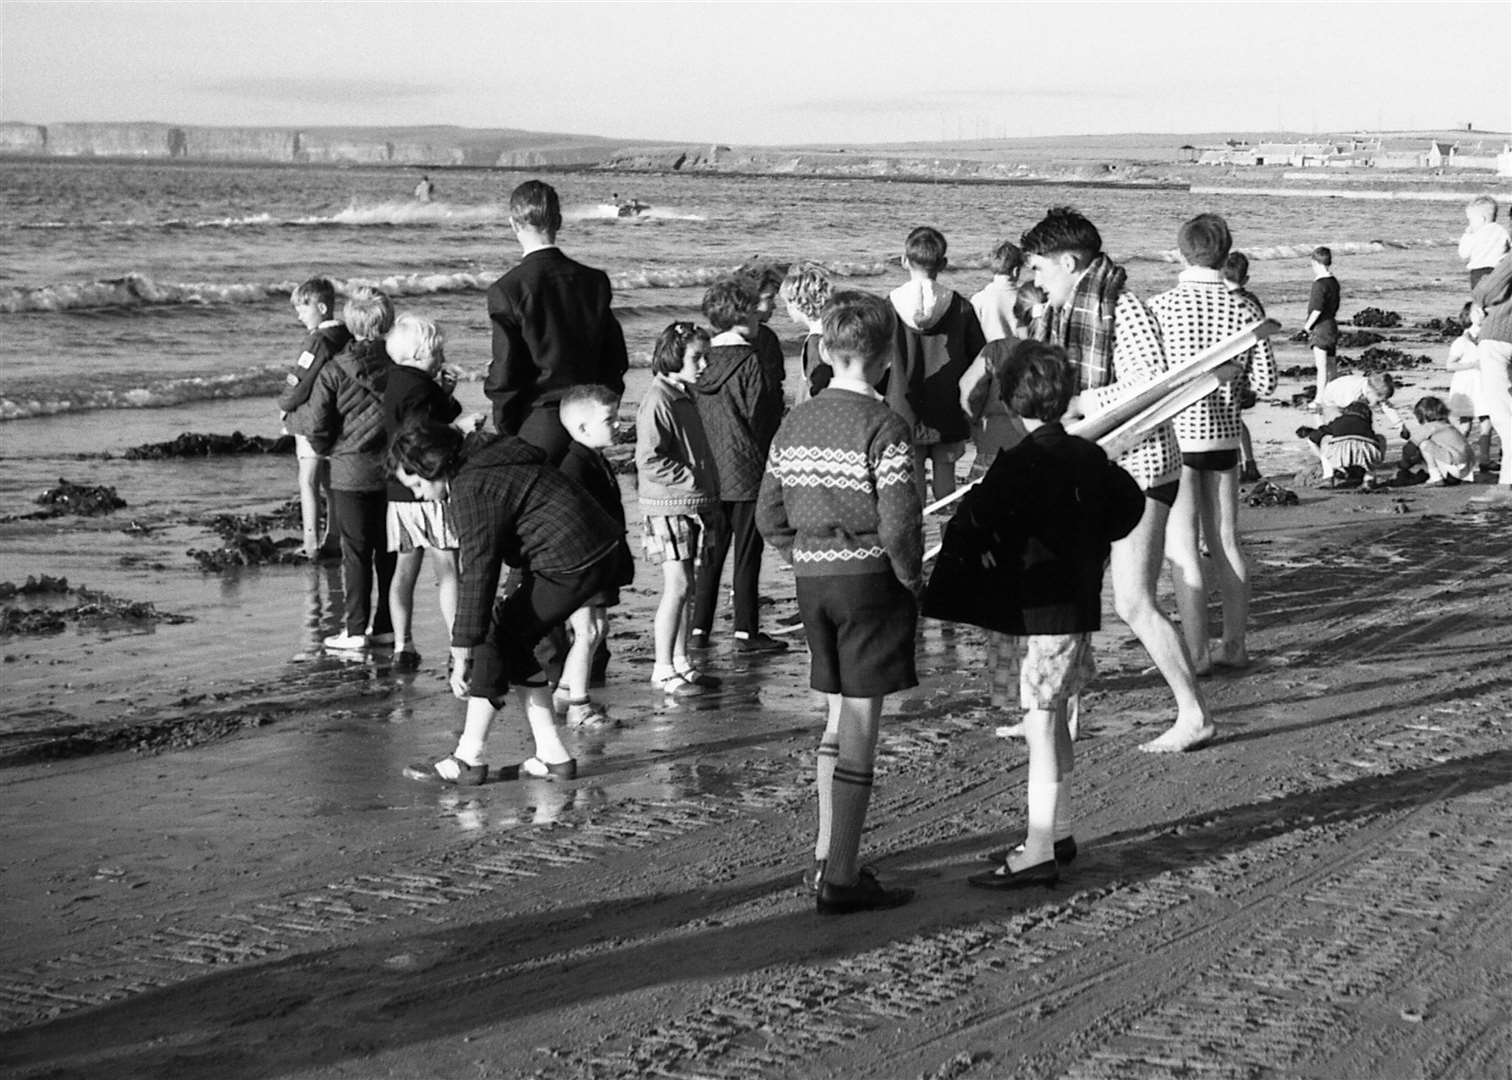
[635,322,722,697]
[779,262,834,402]
[1445,305,1494,472]
[1398,396,1476,485]
[1297,400,1384,486]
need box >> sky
[2,1,1509,145]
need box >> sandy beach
[3,321,1511,1078]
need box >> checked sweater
[756,384,923,593]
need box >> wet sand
[2,345,1511,1079]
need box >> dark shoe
[674,666,722,689]
[392,649,422,670]
[735,632,788,655]
[520,756,577,781]
[1441,475,1462,487]
[403,755,487,787]
[968,858,1059,890]
[803,858,826,893]
[984,836,1078,866]
[687,629,712,652]
[817,867,913,915]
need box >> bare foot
[1139,721,1217,753]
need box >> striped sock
[815,740,840,860]
[821,765,874,886]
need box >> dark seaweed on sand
[189,499,305,571]
[27,479,128,517]
[1354,346,1434,373]
[0,575,190,635]
[124,431,294,460]
[1351,307,1402,328]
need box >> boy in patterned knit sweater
[757,290,922,916]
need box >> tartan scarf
[1039,254,1127,393]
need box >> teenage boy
[485,180,629,463]
[757,289,922,915]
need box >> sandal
[520,756,577,781]
[565,701,615,728]
[674,666,721,690]
[402,755,488,787]
[652,672,708,698]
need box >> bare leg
[297,455,323,556]
[1313,347,1336,404]
[929,443,958,502]
[518,684,571,765]
[1204,467,1250,665]
[1165,465,1211,674]
[560,605,605,702]
[653,560,691,677]
[388,549,423,651]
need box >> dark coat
[307,338,391,491]
[923,423,1144,635]
[383,365,462,501]
[692,341,782,502]
[559,442,634,588]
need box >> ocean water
[0,158,1485,567]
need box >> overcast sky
[3,2,1508,144]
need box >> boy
[690,278,787,655]
[555,384,635,724]
[779,261,835,401]
[1148,214,1276,676]
[394,423,623,785]
[1303,246,1341,405]
[484,179,629,463]
[1458,195,1511,290]
[1221,251,1265,483]
[887,226,987,502]
[757,289,922,915]
[382,313,464,668]
[923,341,1143,889]
[277,277,351,558]
[970,239,1027,343]
[1319,370,1399,424]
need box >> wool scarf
[1042,254,1127,393]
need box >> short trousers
[1144,479,1180,508]
[1309,322,1339,353]
[1003,633,1095,711]
[386,500,459,553]
[1182,449,1240,472]
[642,513,702,565]
[797,571,918,697]
[294,434,322,461]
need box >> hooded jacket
[691,335,782,501]
[887,279,985,444]
[306,338,391,491]
[278,321,353,437]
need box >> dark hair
[1020,207,1102,269]
[1311,246,1332,267]
[821,290,894,366]
[1413,395,1450,424]
[998,340,1073,422]
[1222,251,1251,287]
[904,226,948,275]
[651,321,710,376]
[989,239,1024,279]
[292,276,336,311]
[509,179,563,236]
[1178,213,1232,269]
[388,421,465,480]
[701,278,757,332]
[560,383,621,411]
[736,262,786,297]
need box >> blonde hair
[342,285,395,341]
[778,262,834,322]
[1468,194,1499,221]
[388,313,445,369]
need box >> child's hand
[1296,426,1317,439]
[449,648,473,699]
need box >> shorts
[1309,321,1339,354]
[1144,479,1180,508]
[999,633,1096,711]
[386,500,459,553]
[1182,449,1240,472]
[294,434,322,461]
[642,513,702,565]
[797,571,918,697]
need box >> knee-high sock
[821,765,873,886]
[815,739,840,860]
[1020,777,1060,865]
[1052,782,1072,841]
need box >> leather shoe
[983,836,1077,866]
[520,756,577,781]
[816,867,913,915]
[968,858,1058,891]
[735,632,788,655]
[802,858,826,893]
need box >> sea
[0,159,1499,696]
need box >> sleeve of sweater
[305,364,341,456]
[755,441,795,562]
[1102,459,1147,542]
[1084,292,1168,414]
[1236,293,1279,398]
[872,414,924,592]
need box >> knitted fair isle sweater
[1147,268,1278,453]
[756,383,923,592]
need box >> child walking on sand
[382,313,464,668]
[637,322,723,697]
[554,384,636,725]
[758,290,923,915]
[888,225,987,502]
[923,340,1143,890]
[277,277,351,558]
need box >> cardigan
[635,374,720,516]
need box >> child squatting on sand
[923,339,1144,890]
[757,289,924,915]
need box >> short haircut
[1413,395,1450,424]
[509,179,563,236]
[1468,194,1499,220]
[904,226,948,275]
[1178,213,1232,269]
[1311,246,1332,267]
[292,276,336,311]
[342,285,395,340]
[650,321,710,376]
[1366,371,1395,399]
[1020,207,1103,269]
[737,262,786,298]
[1222,251,1251,287]
[778,261,835,321]
[559,383,621,414]
[388,421,465,480]
[1014,281,1046,323]
[820,289,894,366]
[1340,400,1372,423]
[998,340,1073,422]
[702,277,757,332]
[989,239,1024,279]
[388,313,444,366]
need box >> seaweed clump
[0,575,190,635]
[33,479,127,517]
[1351,307,1402,328]
[187,499,305,571]
[124,431,293,460]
